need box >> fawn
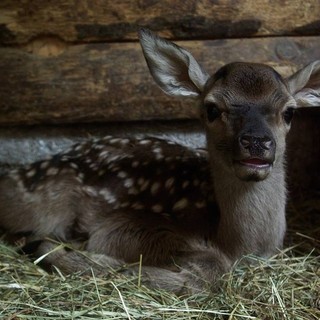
[0,29,319,294]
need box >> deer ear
[287,61,320,107]
[139,28,209,98]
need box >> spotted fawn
[0,29,319,294]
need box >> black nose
[239,135,273,150]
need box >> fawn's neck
[211,159,287,260]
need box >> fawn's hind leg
[35,238,231,294]
[85,210,190,266]
[34,240,190,294]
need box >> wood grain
[0,0,319,44]
[0,36,319,125]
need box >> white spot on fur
[83,148,91,155]
[69,163,79,170]
[84,186,98,197]
[47,167,59,176]
[26,168,36,178]
[128,187,139,195]
[120,138,130,145]
[124,178,134,188]
[78,173,85,181]
[98,170,106,176]
[132,202,144,210]
[110,138,122,144]
[165,177,175,189]
[99,151,109,159]
[89,163,98,171]
[138,139,151,145]
[120,202,130,208]
[102,135,112,141]
[35,184,44,191]
[107,155,121,163]
[182,181,190,189]
[140,180,150,191]
[132,161,140,168]
[153,147,163,154]
[60,155,70,162]
[74,144,82,151]
[195,201,206,209]
[99,188,117,204]
[40,161,50,169]
[118,171,127,179]
[155,153,164,160]
[152,204,163,213]
[173,198,189,211]
[151,182,161,195]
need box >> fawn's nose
[239,135,274,151]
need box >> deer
[0,29,319,294]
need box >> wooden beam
[0,0,319,44]
[0,36,319,125]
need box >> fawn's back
[0,136,219,264]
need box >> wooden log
[0,36,319,125]
[0,0,319,44]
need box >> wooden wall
[0,0,319,124]
[0,0,319,193]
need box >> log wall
[1,0,319,44]
[0,1,319,193]
[0,36,319,124]
[0,1,320,124]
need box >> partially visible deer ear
[139,28,209,98]
[287,61,320,107]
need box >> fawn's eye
[283,107,295,124]
[205,102,221,122]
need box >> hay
[0,197,319,320]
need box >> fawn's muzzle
[233,132,276,181]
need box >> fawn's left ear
[286,60,320,107]
[139,28,209,98]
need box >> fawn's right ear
[139,28,209,98]
[286,60,320,107]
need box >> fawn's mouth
[233,158,273,181]
[238,158,272,169]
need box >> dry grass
[0,196,319,320]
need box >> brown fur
[0,29,319,294]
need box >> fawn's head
[139,29,320,181]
